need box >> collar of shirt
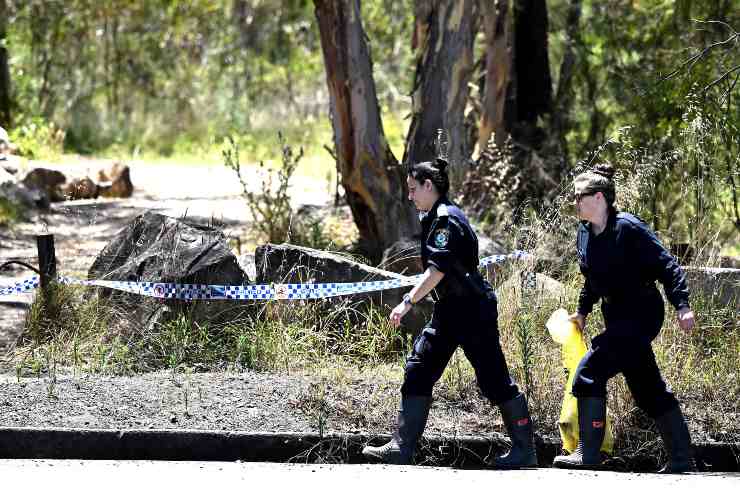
[421,196,449,229]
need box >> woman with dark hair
[552,164,697,473]
[361,158,537,468]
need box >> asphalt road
[0,460,738,493]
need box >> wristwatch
[403,293,414,306]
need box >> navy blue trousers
[401,295,520,404]
[572,296,679,418]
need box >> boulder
[0,167,49,210]
[379,238,421,276]
[88,212,252,335]
[62,176,99,200]
[683,267,739,310]
[97,162,134,198]
[21,167,67,202]
[256,243,409,293]
[499,271,566,307]
[256,243,430,336]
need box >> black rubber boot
[492,393,538,468]
[552,397,606,469]
[362,395,432,465]
[655,406,697,473]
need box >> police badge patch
[434,228,450,248]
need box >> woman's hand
[677,307,695,332]
[569,312,586,331]
[390,301,412,328]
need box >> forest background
[1,0,738,260]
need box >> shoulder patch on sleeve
[437,203,449,217]
[433,228,450,248]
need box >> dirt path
[0,158,331,353]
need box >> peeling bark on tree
[404,0,476,170]
[478,0,552,149]
[0,0,11,129]
[313,0,417,263]
[468,0,561,223]
[479,0,514,150]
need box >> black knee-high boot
[655,406,697,473]
[552,397,606,469]
[362,395,432,465]
[492,393,538,468]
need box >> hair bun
[593,163,615,180]
[435,157,449,171]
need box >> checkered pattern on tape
[0,275,40,296]
[478,250,531,268]
[2,251,533,300]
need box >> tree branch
[702,64,740,93]
[657,28,738,84]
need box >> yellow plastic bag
[546,308,614,455]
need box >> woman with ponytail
[362,158,537,468]
[552,164,697,473]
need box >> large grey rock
[0,167,49,210]
[88,212,252,335]
[684,267,739,310]
[256,243,429,336]
[379,239,421,276]
[499,271,566,307]
[22,167,67,202]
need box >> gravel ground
[0,369,510,440]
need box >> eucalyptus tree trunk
[478,0,552,151]
[472,0,559,220]
[478,0,513,150]
[403,0,476,171]
[0,0,11,129]
[313,0,417,263]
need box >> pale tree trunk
[314,0,417,263]
[479,0,552,148]
[404,0,476,171]
[0,0,11,129]
[470,0,557,221]
[478,0,513,150]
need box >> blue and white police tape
[1,250,531,300]
[0,275,40,297]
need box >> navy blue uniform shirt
[420,196,483,299]
[576,210,690,315]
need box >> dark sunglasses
[574,190,598,202]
